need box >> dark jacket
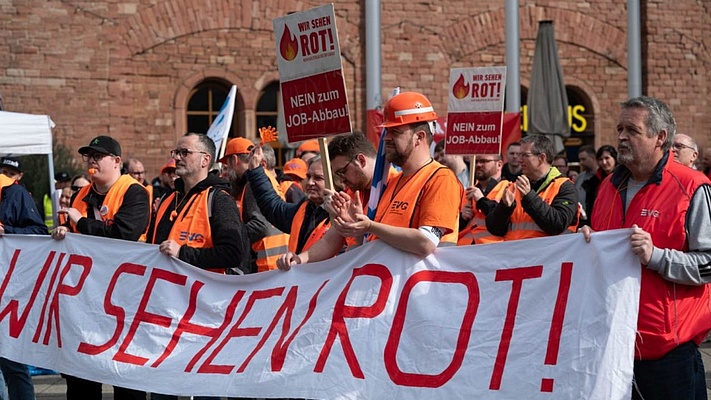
[230,175,269,244]
[246,166,329,254]
[486,169,578,236]
[147,173,251,274]
[0,183,48,235]
[70,182,149,240]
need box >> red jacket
[592,151,711,359]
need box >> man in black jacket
[147,133,250,400]
[51,135,149,400]
[486,134,578,240]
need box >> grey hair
[262,144,277,169]
[621,96,676,151]
[520,134,555,165]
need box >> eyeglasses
[170,148,208,159]
[81,153,112,162]
[672,142,696,151]
[129,171,145,176]
[521,152,540,158]
[334,156,356,178]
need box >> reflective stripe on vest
[288,201,329,253]
[70,175,143,233]
[154,188,222,274]
[457,180,509,246]
[237,179,290,272]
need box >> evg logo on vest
[179,231,205,243]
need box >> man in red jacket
[581,96,711,400]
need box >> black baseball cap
[55,171,71,183]
[78,136,122,157]
[1,157,21,172]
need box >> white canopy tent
[0,110,57,225]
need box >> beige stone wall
[1,0,709,175]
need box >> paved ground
[31,341,711,399]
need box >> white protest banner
[206,85,237,159]
[446,66,507,155]
[0,231,639,399]
[273,4,351,142]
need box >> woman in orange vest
[246,149,340,254]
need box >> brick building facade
[1,0,709,176]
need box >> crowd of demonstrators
[582,96,711,400]
[433,139,469,187]
[458,153,508,245]
[0,157,47,400]
[501,141,522,182]
[50,135,150,400]
[278,158,307,204]
[485,134,579,240]
[1,93,710,400]
[220,137,287,273]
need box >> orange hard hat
[379,92,438,129]
[282,158,307,180]
[296,139,320,158]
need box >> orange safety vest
[70,175,145,233]
[138,184,154,242]
[369,161,460,245]
[288,201,329,253]
[236,180,290,273]
[457,180,509,246]
[153,188,223,274]
[503,171,578,241]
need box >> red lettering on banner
[78,263,147,356]
[315,264,393,379]
[540,262,573,393]
[199,288,285,374]
[237,281,329,373]
[384,271,479,388]
[183,289,247,372]
[0,250,56,339]
[43,254,92,347]
[33,252,66,345]
[114,268,188,366]
[489,265,543,390]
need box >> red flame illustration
[452,74,470,99]
[279,26,299,61]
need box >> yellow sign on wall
[520,105,588,133]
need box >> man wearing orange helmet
[278,92,463,269]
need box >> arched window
[256,81,287,166]
[186,80,238,136]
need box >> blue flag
[367,87,400,220]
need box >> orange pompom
[258,126,279,145]
[88,168,97,175]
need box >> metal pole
[627,0,642,98]
[365,0,381,111]
[505,0,520,113]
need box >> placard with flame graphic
[273,4,351,142]
[446,66,507,156]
